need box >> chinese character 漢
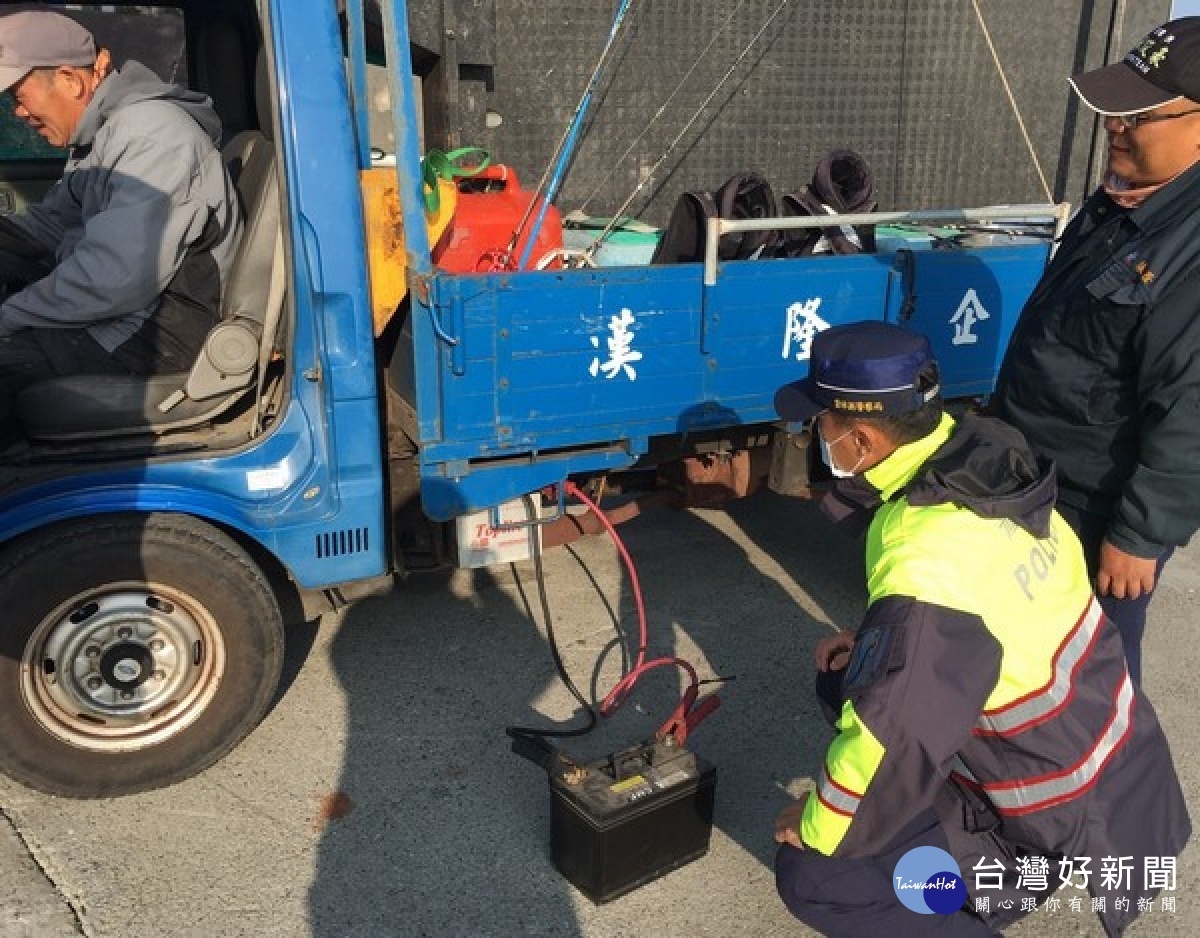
[1100,856,1134,891]
[1145,856,1177,891]
[974,857,1006,890]
[781,298,829,361]
[1058,856,1092,890]
[1017,855,1050,891]
[589,308,644,381]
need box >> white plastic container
[455,498,542,568]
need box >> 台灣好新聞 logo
[892,846,968,915]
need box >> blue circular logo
[892,846,967,915]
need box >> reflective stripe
[816,762,862,817]
[963,672,1136,817]
[975,597,1105,737]
[949,754,976,783]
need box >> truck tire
[0,513,284,798]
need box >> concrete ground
[0,492,1195,937]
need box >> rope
[970,0,1053,202]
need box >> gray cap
[0,11,96,93]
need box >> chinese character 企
[949,287,992,347]
[1100,856,1134,891]
[973,857,1006,890]
[1058,856,1092,890]
[1016,855,1050,891]
[1145,856,1177,891]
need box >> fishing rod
[512,0,637,271]
[581,0,795,264]
[574,0,754,216]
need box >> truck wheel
[0,513,284,798]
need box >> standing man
[771,322,1188,937]
[991,17,1200,683]
[0,10,240,428]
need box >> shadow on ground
[307,491,866,936]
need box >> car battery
[549,739,717,903]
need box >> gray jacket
[0,60,240,364]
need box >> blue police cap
[774,321,940,422]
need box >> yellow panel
[359,171,456,337]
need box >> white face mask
[819,427,865,479]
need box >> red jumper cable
[564,481,722,745]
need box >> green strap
[421,147,491,213]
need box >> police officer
[771,322,1189,937]
[992,17,1200,684]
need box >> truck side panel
[412,242,1051,519]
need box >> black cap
[773,321,939,423]
[1070,18,1200,115]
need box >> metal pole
[379,0,433,276]
[702,204,1064,286]
[515,0,636,271]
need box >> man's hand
[1096,540,1159,600]
[774,793,809,849]
[814,633,855,672]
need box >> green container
[561,214,662,266]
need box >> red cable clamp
[655,683,721,746]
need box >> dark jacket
[991,161,1200,556]
[804,414,1189,936]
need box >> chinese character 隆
[781,298,829,361]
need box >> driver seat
[15,129,282,441]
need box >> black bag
[651,171,777,264]
[778,149,877,258]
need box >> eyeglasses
[1115,107,1200,130]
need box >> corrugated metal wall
[446,1,1168,223]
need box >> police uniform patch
[842,625,906,696]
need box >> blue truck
[0,0,1059,797]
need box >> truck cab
[0,0,1057,797]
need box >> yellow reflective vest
[800,414,1188,881]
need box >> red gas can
[432,165,564,272]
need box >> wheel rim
[19,582,227,752]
